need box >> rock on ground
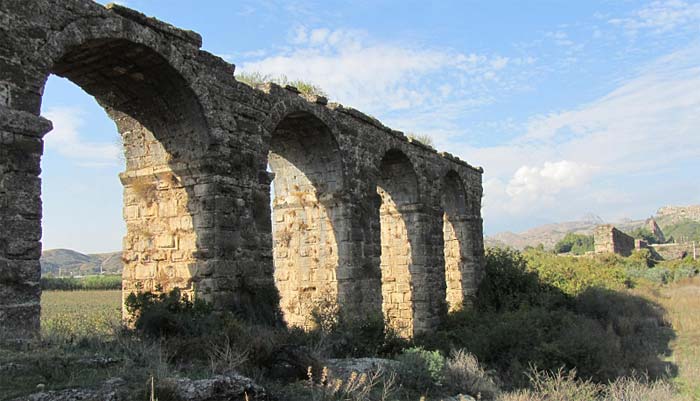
[11,373,272,401]
[325,357,399,380]
[166,373,271,401]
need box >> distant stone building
[594,225,636,256]
[595,223,697,261]
[651,242,697,260]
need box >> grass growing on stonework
[236,71,328,98]
[2,249,700,400]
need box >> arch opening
[48,39,209,168]
[13,38,213,330]
[268,111,344,329]
[442,171,468,312]
[376,149,419,337]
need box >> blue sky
[41,0,700,253]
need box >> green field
[41,290,122,338]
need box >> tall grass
[236,71,327,97]
[651,278,700,398]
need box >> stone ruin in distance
[0,0,485,339]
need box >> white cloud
[609,0,700,35]
[506,160,596,201]
[43,107,121,165]
[454,45,700,231]
[546,30,576,47]
[240,27,524,113]
[236,23,699,234]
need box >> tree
[628,227,659,244]
[554,233,594,255]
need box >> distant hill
[486,204,700,250]
[41,249,122,276]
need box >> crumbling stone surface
[594,225,635,256]
[651,242,698,260]
[0,0,484,338]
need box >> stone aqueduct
[0,1,484,338]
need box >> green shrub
[395,347,446,392]
[124,288,215,338]
[309,296,408,358]
[554,233,594,255]
[324,313,407,358]
[40,277,81,291]
[524,249,628,295]
[416,248,676,389]
[626,248,657,268]
[123,288,325,381]
[662,219,700,243]
[476,248,568,312]
[628,227,661,244]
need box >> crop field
[41,290,122,337]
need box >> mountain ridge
[486,204,700,250]
[41,248,122,276]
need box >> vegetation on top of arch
[236,71,327,98]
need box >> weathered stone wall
[0,0,485,338]
[650,242,697,261]
[594,225,635,257]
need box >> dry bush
[307,366,397,401]
[406,133,434,147]
[444,349,500,399]
[606,376,691,401]
[497,369,599,401]
[497,369,692,401]
[207,335,249,375]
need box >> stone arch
[41,36,212,302]
[376,149,420,336]
[265,109,346,328]
[34,15,213,158]
[441,170,469,311]
[0,15,214,334]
